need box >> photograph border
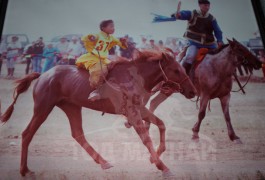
[251,0,265,48]
[0,0,8,37]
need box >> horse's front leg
[192,95,209,140]
[140,107,166,161]
[127,106,172,177]
[144,92,170,131]
[149,92,171,113]
[220,94,242,144]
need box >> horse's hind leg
[220,94,242,143]
[58,102,112,169]
[192,95,209,141]
[20,104,54,176]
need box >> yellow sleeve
[82,34,99,53]
[109,36,127,50]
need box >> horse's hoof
[191,135,200,142]
[233,139,243,144]
[20,168,35,177]
[150,156,154,164]
[162,169,175,178]
[101,162,114,170]
[124,122,132,129]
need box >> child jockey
[76,20,127,101]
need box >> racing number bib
[92,35,111,58]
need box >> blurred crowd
[0,35,87,79]
[0,34,264,79]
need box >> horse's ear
[162,52,168,61]
[227,38,235,48]
[227,39,236,49]
[232,38,239,44]
[227,38,233,44]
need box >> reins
[96,50,121,92]
[231,50,253,94]
[232,72,251,94]
[158,59,189,93]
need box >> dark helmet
[198,0,210,4]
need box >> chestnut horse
[0,50,196,177]
[147,39,262,144]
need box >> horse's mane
[108,49,169,70]
[134,49,164,62]
[207,44,229,55]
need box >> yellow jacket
[76,31,128,69]
[82,31,127,58]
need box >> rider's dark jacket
[172,9,223,49]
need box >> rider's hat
[198,0,210,4]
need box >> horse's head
[159,51,197,99]
[228,38,262,70]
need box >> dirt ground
[0,64,265,180]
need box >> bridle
[230,47,253,94]
[158,60,189,93]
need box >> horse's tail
[0,72,41,124]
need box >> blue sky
[2,0,260,43]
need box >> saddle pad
[196,48,209,62]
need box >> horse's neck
[210,46,237,76]
[136,61,164,92]
[108,60,163,92]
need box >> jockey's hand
[120,37,127,43]
[88,35,96,42]
[177,1,182,15]
[217,42,224,48]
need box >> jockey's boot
[88,89,101,101]
[182,62,192,76]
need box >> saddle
[196,48,209,62]
[178,47,209,65]
[178,47,210,82]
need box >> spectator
[108,46,118,61]
[158,40,165,50]
[120,41,136,60]
[24,41,35,74]
[6,36,22,79]
[149,39,159,51]
[125,34,134,45]
[109,46,116,55]
[79,37,87,55]
[67,36,82,65]
[56,37,69,64]
[120,35,135,59]
[42,43,59,73]
[178,40,185,51]
[32,37,45,73]
[258,50,265,78]
[168,38,180,56]
[138,37,150,50]
[0,37,7,76]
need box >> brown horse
[0,50,197,177]
[147,39,262,143]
